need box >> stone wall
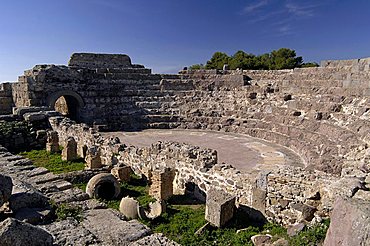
[0,83,14,114]
[48,116,368,225]
[0,119,47,153]
[68,53,134,69]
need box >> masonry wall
[49,116,367,225]
[0,82,14,114]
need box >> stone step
[81,209,151,245]
[27,172,61,185]
[48,187,89,204]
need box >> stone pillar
[205,188,236,227]
[62,137,78,161]
[149,168,175,201]
[85,145,102,169]
[46,131,59,153]
[111,166,132,182]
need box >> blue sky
[1,0,370,82]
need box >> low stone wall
[0,83,14,114]
[48,116,368,225]
[0,119,46,153]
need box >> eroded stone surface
[0,218,53,246]
[324,197,370,246]
[205,188,236,227]
[130,233,180,246]
[81,209,151,245]
[0,174,12,207]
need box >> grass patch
[102,175,156,210]
[73,182,87,191]
[148,199,264,246]
[53,203,83,222]
[19,149,85,174]
[287,220,330,246]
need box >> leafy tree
[190,48,316,71]
[254,53,271,70]
[269,48,303,69]
[229,50,256,70]
[205,52,230,69]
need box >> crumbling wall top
[68,53,133,69]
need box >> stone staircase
[0,146,178,245]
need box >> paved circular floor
[103,129,304,173]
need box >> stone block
[62,137,78,161]
[9,181,49,212]
[324,197,370,246]
[84,145,102,169]
[205,188,235,227]
[69,53,132,69]
[0,218,53,246]
[111,166,132,182]
[46,131,59,153]
[81,209,151,244]
[149,168,175,201]
[0,174,12,207]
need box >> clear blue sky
[1,0,370,82]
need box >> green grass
[147,199,263,246]
[103,175,156,210]
[19,149,85,174]
[52,202,83,222]
[73,182,87,191]
[287,220,330,246]
[20,149,328,245]
[90,174,329,246]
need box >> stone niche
[68,53,132,69]
[205,188,236,228]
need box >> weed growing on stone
[73,182,88,191]
[19,149,85,174]
[287,220,330,246]
[53,203,83,222]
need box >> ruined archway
[47,90,85,122]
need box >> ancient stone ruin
[0,53,369,245]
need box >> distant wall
[68,53,133,69]
[0,83,14,114]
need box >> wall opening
[47,91,84,122]
[54,95,80,121]
[185,182,206,203]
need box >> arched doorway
[47,90,85,122]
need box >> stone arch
[46,90,85,121]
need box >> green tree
[269,48,303,69]
[229,50,256,70]
[254,53,271,70]
[189,48,316,71]
[205,52,230,69]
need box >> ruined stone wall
[48,116,368,225]
[0,119,47,153]
[0,83,14,114]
